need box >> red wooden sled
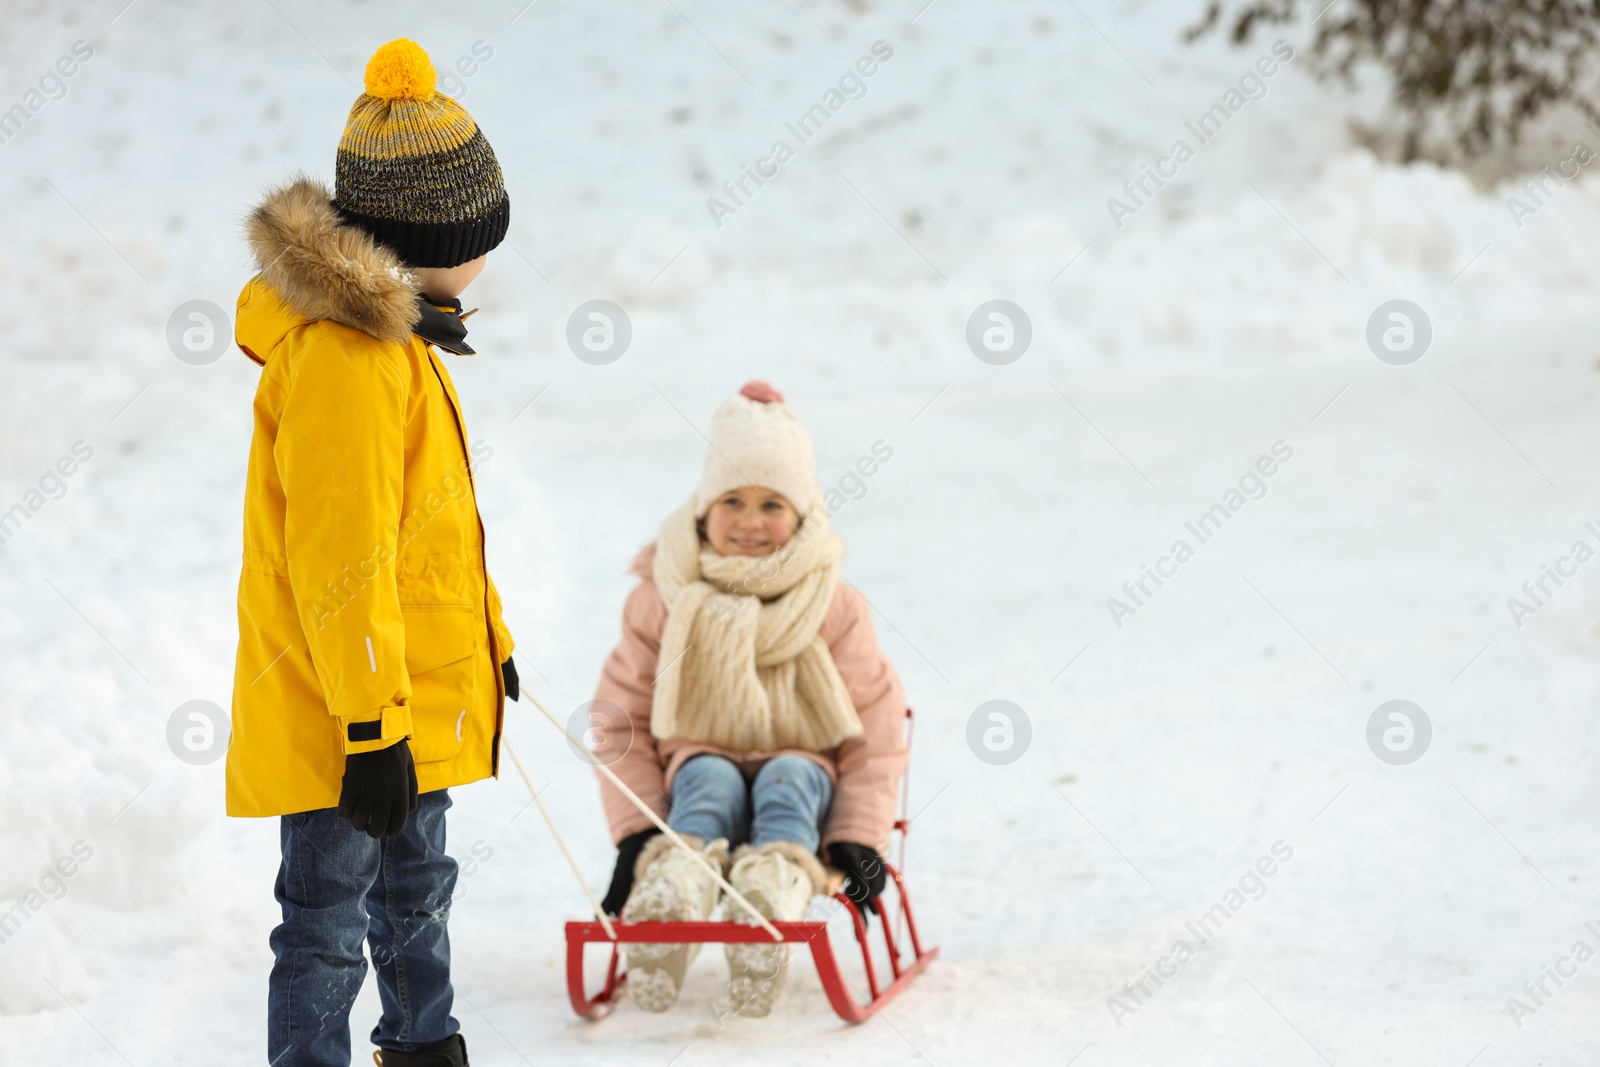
[565,708,938,1024]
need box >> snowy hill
[2,0,1599,1063]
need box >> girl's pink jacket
[592,544,908,852]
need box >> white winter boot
[622,834,730,1012]
[722,841,827,1018]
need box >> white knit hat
[693,380,819,517]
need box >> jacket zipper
[425,346,503,777]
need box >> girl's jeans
[666,753,834,850]
[268,790,457,1067]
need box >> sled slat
[564,860,936,1024]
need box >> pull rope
[503,735,616,940]
[521,691,784,941]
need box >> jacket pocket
[401,604,478,763]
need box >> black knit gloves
[602,828,661,916]
[828,841,888,913]
[502,658,519,702]
[337,738,419,838]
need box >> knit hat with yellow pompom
[333,38,509,268]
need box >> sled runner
[563,707,938,1024]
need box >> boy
[226,39,516,1067]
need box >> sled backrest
[892,706,915,840]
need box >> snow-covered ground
[3,0,1599,1063]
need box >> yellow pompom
[363,38,436,102]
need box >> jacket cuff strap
[339,705,414,755]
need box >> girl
[589,380,907,1017]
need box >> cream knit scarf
[650,497,863,753]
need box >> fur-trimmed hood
[240,175,420,352]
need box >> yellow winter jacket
[226,178,514,818]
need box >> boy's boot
[373,1033,468,1066]
[723,842,826,1018]
[622,834,731,1011]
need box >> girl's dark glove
[828,841,888,913]
[602,828,661,916]
[502,658,519,702]
[337,738,419,839]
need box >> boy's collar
[413,292,477,355]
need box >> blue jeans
[667,754,834,851]
[268,790,457,1067]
